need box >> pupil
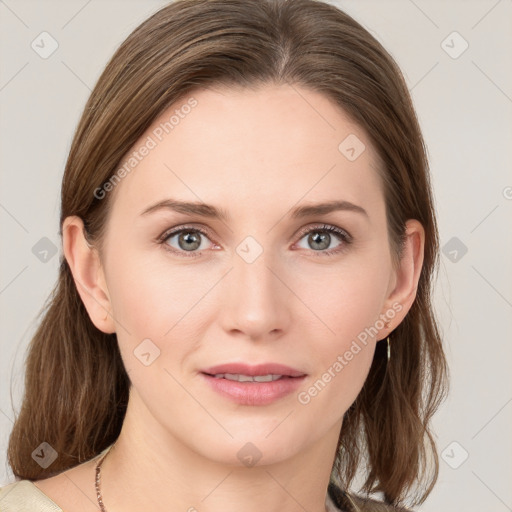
[310,232,330,250]
[179,231,201,251]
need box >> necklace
[95,444,115,512]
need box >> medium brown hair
[7,0,449,508]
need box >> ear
[62,216,116,334]
[377,219,425,339]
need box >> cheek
[104,243,214,335]
[292,257,388,414]
[293,254,390,342]
[103,244,223,385]
[299,311,377,423]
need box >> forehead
[110,84,384,218]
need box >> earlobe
[379,219,425,338]
[62,216,116,334]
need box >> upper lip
[201,363,307,377]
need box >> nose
[218,244,292,341]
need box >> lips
[201,362,307,378]
[200,362,308,405]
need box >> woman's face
[81,84,412,465]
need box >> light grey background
[1,0,511,510]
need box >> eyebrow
[290,200,368,219]
[140,198,368,221]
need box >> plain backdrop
[1,1,511,510]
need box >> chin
[188,430,305,467]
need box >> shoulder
[0,480,63,511]
[328,481,413,512]
[2,456,103,512]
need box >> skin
[34,84,424,512]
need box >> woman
[0,0,448,510]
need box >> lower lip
[200,373,307,405]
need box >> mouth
[199,363,308,405]
[202,373,298,382]
[200,362,307,379]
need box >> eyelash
[157,223,352,258]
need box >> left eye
[295,225,349,253]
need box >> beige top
[0,480,63,511]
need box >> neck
[98,388,342,512]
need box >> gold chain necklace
[95,444,115,512]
